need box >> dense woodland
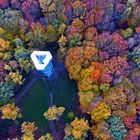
[0,0,140,140]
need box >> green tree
[0,82,14,105]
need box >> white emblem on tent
[31,51,52,70]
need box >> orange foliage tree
[65,45,103,113]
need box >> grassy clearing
[19,70,78,130]
[53,72,79,123]
[20,79,50,131]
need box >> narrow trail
[15,70,43,104]
[15,69,60,140]
[15,76,37,104]
[42,71,60,140]
[41,58,68,140]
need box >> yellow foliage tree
[5,70,24,85]
[91,102,111,122]
[0,104,21,120]
[21,122,37,140]
[44,105,65,120]
[70,117,89,139]
[57,35,68,61]
[58,35,67,47]
[4,64,12,71]
[18,58,33,73]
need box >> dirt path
[42,73,60,140]
[15,76,37,104]
[41,58,67,140]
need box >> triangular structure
[36,54,46,64]
[31,51,52,70]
